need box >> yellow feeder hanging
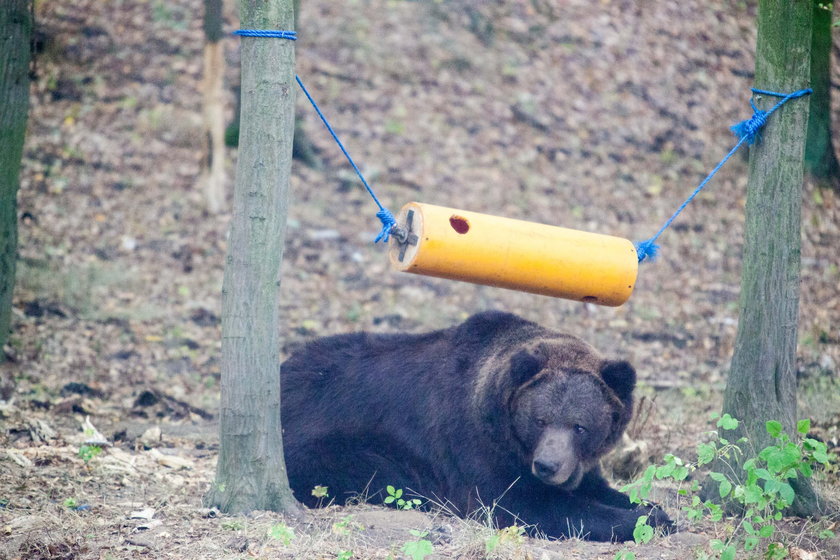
[292,66,814,307]
[388,202,638,307]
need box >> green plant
[401,530,433,560]
[485,525,525,554]
[221,519,244,531]
[332,515,363,536]
[78,444,103,464]
[818,528,836,540]
[612,516,654,560]
[384,485,421,510]
[384,119,405,136]
[621,415,834,560]
[62,497,78,509]
[312,484,330,507]
[267,523,295,545]
[336,551,353,560]
[632,514,654,544]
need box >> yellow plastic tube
[388,202,638,306]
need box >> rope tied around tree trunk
[232,29,298,40]
[634,87,812,263]
[233,29,396,243]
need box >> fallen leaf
[148,448,194,470]
[789,547,820,560]
[129,508,155,520]
[6,449,33,469]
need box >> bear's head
[506,343,635,489]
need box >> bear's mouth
[557,466,584,490]
[531,460,583,489]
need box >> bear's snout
[531,428,579,486]
[533,458,562,478]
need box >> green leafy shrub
[618,415,834,560]
[267,523,295,545]
[78,444,103,463]
[384,485,422,510]
[401,529,434,560]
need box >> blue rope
[233,29,396,243]
[234,31,810,259]
[295,75,396,243]
[233,29,298,40]
[634,87,812,263]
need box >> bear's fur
[280,311,671,541]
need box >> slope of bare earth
[2,1,839,559]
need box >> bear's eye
[535,418,548,428]
[573,424,587,435]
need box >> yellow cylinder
[388,202,638,306]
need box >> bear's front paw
[638,504,675,534]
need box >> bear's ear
[600,360,636,402]
[509,348,547,385]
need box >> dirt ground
[2,0,840,558]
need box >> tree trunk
[804,0,840,190]
[0,0,32,359]
[225,0,320,168]
[720,0,819,516]
[205,0,302,516]
[200,0,227,214]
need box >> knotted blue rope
[234,29,396,243]
[295,75,397,243]
[634,87,812,263]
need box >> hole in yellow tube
[449,215,470,234]
[582,296,599,303]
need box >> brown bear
[280,311,671,541]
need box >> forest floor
[2,0,840,558]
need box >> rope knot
[730,109,768,145]
[375,208,397,243]
[633,87,811,264]
[635,239,659,263]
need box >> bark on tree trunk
[200,0,227,214]
[205,0,302,515]
[804,0,840,190]
[225,0,320,168]
[0,0,32,359]
[719,0,820,516]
